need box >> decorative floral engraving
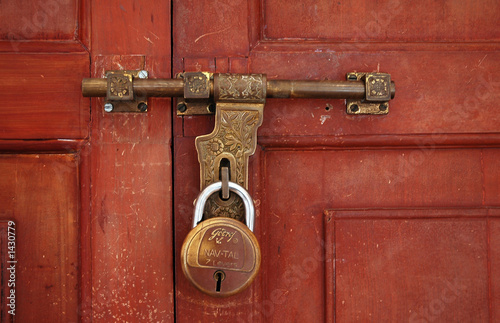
[221,110,259,185]
[203,196,245,222]
[208,138,224,155]
[186,74,208,97]
[199,109,260,188]
[109,76,130,98]
[367,75,389,98]
[218,74,264,101]
[196,100,264,220]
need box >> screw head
[138,102,148,112]
[347,74,357,81]
[177,102,187,113]
[379,104,388,112]
[208,103,216,113]
[138,70,148,79]
[104,103,114,112]
[350,104,359,113]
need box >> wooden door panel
[173,0,251,58]
[0,0,91,320]
[333,214,489,322]
[89,0,174,319]
[0,0,90,139]
[263,0,500,41]
[90,141,173,322]
[91,0,171,56]
[2,0,176,321]
[0,0,90,52]
[1,0,79,41]
[483,150,500,206]
[264,149,484,209]
[262,149,495,321]
[0,53,90,139]
[251,51,500,136]
[0,154,79,322]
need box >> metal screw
[348,74,357,81]
[208,103,216,113]
[379,104,388,112]
[177,102,187,113]
[104,103,114,112]
[138,102,148,112]
[350,104,359,112]
[138,70,148,79]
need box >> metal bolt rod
[267,80,395,100]
[134,79,184,97]
[82,77,395,100]
[81,79,184,97]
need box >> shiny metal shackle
[192,181,255,232]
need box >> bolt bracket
[346,72,391,115]
[105,70,148,113]
[176,72,215,115]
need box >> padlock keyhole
[214,270,225,292]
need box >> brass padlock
[181,181,261,297]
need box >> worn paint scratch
[320,115,331,125]
[98,197,108,233]
[149,31,160,39]
[194,27,230,43]
[478,54,488,67]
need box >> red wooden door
[1,0,91,321]
[2,0,499,322]
[173,0,500,322]
[1,0,174,321]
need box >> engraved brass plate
[214,74,266,103]
[196,102,263,221]
[196,73,266,190]
[195,74,266,221]
[196,103,263,190]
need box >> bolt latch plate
[195,73,266,222]
[346,72,391,115]
[176,72,215,115]
[105,70,148,113]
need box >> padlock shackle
[193,181,255,232]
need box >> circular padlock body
[181,217,261,297]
